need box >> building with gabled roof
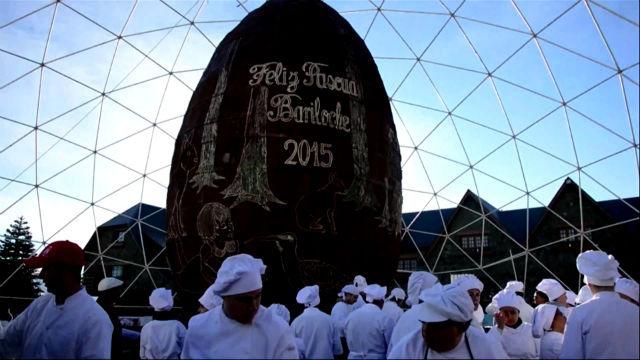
[399,178,639,305]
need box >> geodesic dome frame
[0,0,638,305]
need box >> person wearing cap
[535,303,566,359]
[486,280,535,324]
[388,283,507,359]
[388,271,439,352]
[615,277,639,306]
[268,303,307,359]
[139,288,186,359]
[97,277,125,359]
[535,279,567,306]
[382,287,405,325]
[560,250,639,358]
[181,253,298,359]
[488,290,538,359]
[196,284,223,314]
[452,275,485,330]
[352,275,367,310]
[291,285,342,359]
[331,284,359,359]
[575,283,593,305]
[344,284,395,358]
[0,240,113,359]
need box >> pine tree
[0,216,40,318]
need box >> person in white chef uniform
[140,288,186,359]
[291,285,342,359]
[180,253,298,359]
[560,250,639,359]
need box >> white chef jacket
[471,305,484,329]
[330,301,355,338]
[388,304,422,352]
[560,291,639,359]
[291,307,342,359]
[0,288,112,359]
[140,319,186,359]
[181,304,299,359]
[388,325,509,359]
[488,321,539,359]
[382,301,404,325]
[344,303,394,359]
[540,331,563,359]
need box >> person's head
[417,283,474,353]
[212,254,266,324]
[577,250,620,294]
[339,284,359,305]
[387,287,406,306]
[97,277,124,305]
[453,275,483,310]
[354,275,367,292]
[24,240,85,297]
[296,285,320,308]
[496,290,521,326]
[421,320,471,353]
[267,303,291,324]
[223,289,262,324]
[534,290,549,305]
[505,281,526,299]
[533,303,566,335]
[615,278,639,305]
[149,288,174,314]
[363,284,387,309]
[536,279,565,304]
[406,271,439,307]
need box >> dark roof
[498,207,546,245]
[401,208,455,250]
[401,192,639,251]
[99,203,167,247]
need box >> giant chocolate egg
[166,0,402,311]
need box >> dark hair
[535,290,549,302]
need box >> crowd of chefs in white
[0,240,638,359]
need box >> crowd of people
[0,240,638,359]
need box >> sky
[0,0,638,251]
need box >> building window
[113,231,126,247]
[111,265,123,279]
[398,258,418,271]
[460,234,488,251]
[559,227,592,246]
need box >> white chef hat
[98,277,123,292]
[296,285,321,307]
[577,250,620,286]
[615,278,639,303]
[505,280,524,293]
[363,284,387,302]
[338,284,359,299]
[532,303,559,336]
[199,285,223,311]
[565,290,577,306]
[536,279,566,301]
[212,254,266,296]
[386,287,406,301]
[575,284,593,304]
[406,271,439,306]
[454,274,484,292]
[416,283,474,323]
[149,288,173,311]
[354,275,368,292]
[495,290,520,310]
[268,303,291,324]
